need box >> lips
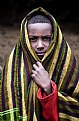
[36,52,45,56]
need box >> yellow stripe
[59,113,79,121]
[73,79,79,97]
[58,92,78,102]
[49,28,62,79]
[58,43,71,90]
[33,111,37,121]
[21,53,27,118]
[7,48,15,120]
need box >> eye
[29,36,38,42]
[42,36,52,41]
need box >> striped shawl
[0,7,79,121]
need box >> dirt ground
[0,21,79,71]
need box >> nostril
[37,46,44,50]
[37,43,44,50]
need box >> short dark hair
[28,14,51,24]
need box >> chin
[38,55,44,59]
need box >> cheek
[30,42,36,50]
[44,41,50,48]
[46,44,50,49]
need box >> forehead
[28,23,52,35]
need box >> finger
[31,73,38,81]
[33,64,38,70]
[31,73,36,78]
[36,61,43,68]
[32,70,35,74]
[32,70,37,75]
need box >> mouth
[36,52,45,56]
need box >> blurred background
[0,0,79,25]
[0,0,79,71]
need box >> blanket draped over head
[0,7,79,121]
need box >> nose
[37,39,44,50]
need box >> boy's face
[28,23,52,58]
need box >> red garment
[37,81,58,121]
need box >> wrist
[44,82,52,95]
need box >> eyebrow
[29,35,52,37]
[29,36,38,39]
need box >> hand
[31,62,52,95]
